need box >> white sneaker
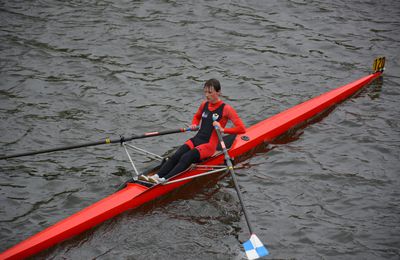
[149,174,166,184]
[138,175,150,182]
[148,174,160,184]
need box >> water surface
[1,1,399,259]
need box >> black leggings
[157,144,200,179]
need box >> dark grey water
[1,0,399,259]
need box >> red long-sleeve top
[191,100,246,134]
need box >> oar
[0,127,198,160]
[212,114,269,259]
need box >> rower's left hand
[213,121,224,132]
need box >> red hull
[0,72,382,259]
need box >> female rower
[140,78,246,183]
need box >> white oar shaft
[163,167,228,185]
[124,143,163,161]
[122,143,140,179]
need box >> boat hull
[0,72,382,260]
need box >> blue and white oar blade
[243,234,269,259]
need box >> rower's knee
[179,149,200,166]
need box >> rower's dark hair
[204,79,221,92]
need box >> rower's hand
[189,124,199,131]
[213,121,224,132]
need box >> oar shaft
[214,125,254,235]
[0,140,107,160]
[0,127,197,160]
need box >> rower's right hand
[189,124,198,131]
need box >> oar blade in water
[243,234,269,259]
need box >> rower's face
[204,86,220,104]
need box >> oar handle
[0,127,199,160]
[212,114,254,235]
